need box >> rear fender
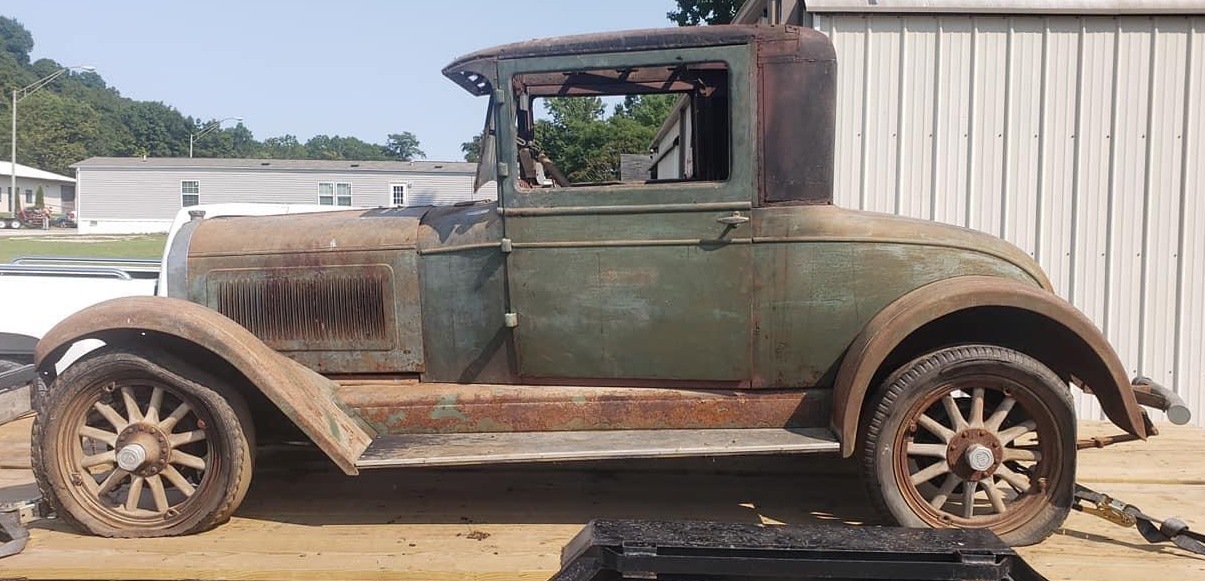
[35,296,374,475]
[832,276,1146,457]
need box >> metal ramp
[551,519,1048,581]
[355,427,838,468]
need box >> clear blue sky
[4,1,685,161]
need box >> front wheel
[32,349,254,537]
[861,345,1075,546]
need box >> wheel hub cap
[113,424,171,477]
[115,444,147,471]
[945,427,1004,481]
[965,444,995,471]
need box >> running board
[355,427,839,469]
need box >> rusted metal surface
[831,276,1147,457]
[335,380,828,435]
[35,296,374,475]
[416,203,513,384]
[749,205,1047,390]
[443,25,828,96]
[188,209,426,375]
[211,265,395,351]
[757,27,837,205]
[188,208,425,257]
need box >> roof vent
[350,163,360,168]
[434,164,443,169]
[260,161,271,166]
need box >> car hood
[188,207,430,258]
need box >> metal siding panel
[1143,17,1189,397]
[898,18,939,219]
[828,15,869,209]
[1038,17,1082,299]
[1070,17,1120,420]
[1003,18,1045,257]
[1106,17,1153,383]
[821,13,1202,425]
[1178,18,1204,422]
[864,16,904,213]
[932,16,974,227]
[968,17,1009,237]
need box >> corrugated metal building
[71,157,494,234]
[735,0,1204,425]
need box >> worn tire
[32,348,254,537]
[860,345,1076,546]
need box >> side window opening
[512,62,730,189]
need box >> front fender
[832,276,1146,457]
[35,296,373,475]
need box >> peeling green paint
[430,394,468,420]
[326,411,342,442]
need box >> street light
[189,117,243,158]
[10,65,95,215]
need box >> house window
[24,190,33,204]
[181,181,200,207]
[391,184,407,207]
[319,182,352,206]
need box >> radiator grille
[210,265,395,351]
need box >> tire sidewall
[864,346,1076,546]
[32,349,251,537]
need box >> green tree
[667,0,742,25]
[0,16,34,65]
[122,102,190,157]
[460,135,482,162]
[18,91,101,175]
[533,94,676,183]
[304,135,388,160]
[384,132,424,160]
[34,185,43,208]
[260,134,307,159]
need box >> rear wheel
[861,345,1075,546]
[32,349,254,537]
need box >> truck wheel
[861,345,1075,546]
[32,349,254,537]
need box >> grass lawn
[0,233,167,263]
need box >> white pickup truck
[0,203,348,423]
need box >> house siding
[74,163,496,231]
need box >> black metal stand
[551,519,1047,581]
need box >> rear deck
[2,417,1203,580]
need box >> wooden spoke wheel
[861,345,1076,546]
[33,349,253,537]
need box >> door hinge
[500,238,513,253]
[504,312,519,328]
[497,162,509,178]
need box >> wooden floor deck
[2,416,1203,580]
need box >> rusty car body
[26,25,1181,544]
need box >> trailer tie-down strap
[1073,483,1205,556]
[0,511,29,559]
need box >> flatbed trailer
[1,417,1201,580]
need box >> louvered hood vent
[208,265,396,352]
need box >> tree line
[1,1,738,178]
[0,16,424,176]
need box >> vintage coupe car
[29,25,1176,545]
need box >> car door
[496,46,755,385]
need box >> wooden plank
[2,418,1203,580]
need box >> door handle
[716,212,750,226]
